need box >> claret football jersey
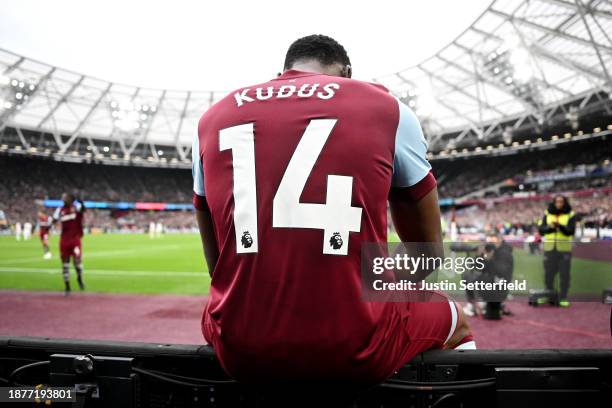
[52,201,85,242]
[193,69,436,382]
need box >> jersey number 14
[220,119,362,256]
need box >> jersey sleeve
[192,131,208,211]
[75,201,85,213]
[391,98,432,188]
[52,207,60,221]
[192,132,205,196]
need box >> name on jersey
[234,83,340,107]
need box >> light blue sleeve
[391,98,432,188]
[192,133,205,196]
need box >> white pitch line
[0,245,184,265]
[0,266,205,277]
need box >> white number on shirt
[221,119,362,255]
[219,123,259,253]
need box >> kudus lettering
[234,83,340,107]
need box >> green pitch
[0,234,210,295]
[0,233,610,295]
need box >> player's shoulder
[205,74,397,109]
[198,74,401,131]
[332,77,404,124]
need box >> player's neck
[286,61,342,77]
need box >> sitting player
[52,193,86,295]
[193,35,474,386]
[38,206,53,259]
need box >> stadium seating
[2,134,610,233]
[434,136,611,199]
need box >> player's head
[61,192,75,206]
[283,34,352,78]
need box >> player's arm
[388,99,441,244]
[72,191,86,213]
[192,133,219,278]
[51,207,61,225]
[389,179,441,243]
[388,100,442,280]
[195,198,219,277]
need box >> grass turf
[0,233,609,295]
[0,233,209,295]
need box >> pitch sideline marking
[0,266,204,277]
[0,244,184,265]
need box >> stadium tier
[1,130,610,233]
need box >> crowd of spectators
[451,192,612,233]
[434,137,611,198]
[0,155,193,232]
[1,134,610,234]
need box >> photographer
[463,231,514,319]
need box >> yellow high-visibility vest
[541,211,574,252]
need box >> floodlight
[110,99,157,132]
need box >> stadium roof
[376,0,612,149]
[0,0,611,162]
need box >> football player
[37,206,53,259]
[52,193,86,295]
[193,35,474,384]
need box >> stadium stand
[0,154,193,231]
[451,193,612,233]
[1,132,609,233]
[434,135,612,199]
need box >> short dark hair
[283,35,351,70]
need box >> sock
[62,262,70,284]
[74,261,83,280]
[453,334,477,350]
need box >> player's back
[196,70,428,382]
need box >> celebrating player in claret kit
[37,206,53,259]
[52,193,86,295]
